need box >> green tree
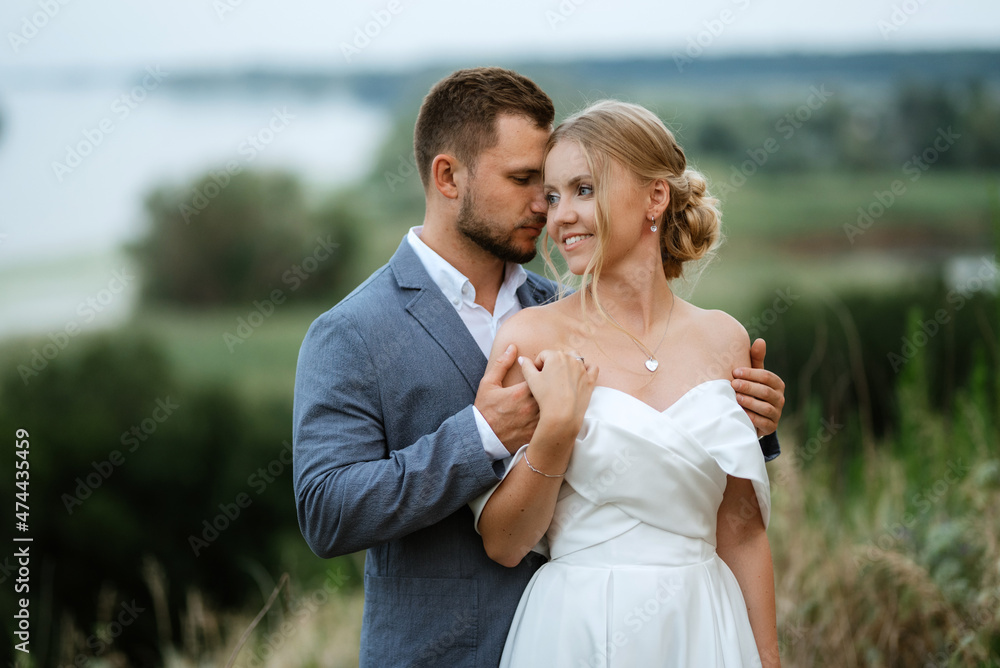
[133,170,358,306]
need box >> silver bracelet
[523,449,566,478]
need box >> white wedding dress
[471,379,771,667]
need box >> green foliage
[769,346,1000,667]
[132,170,361,307]
[0,333,356,664]
[750,281,997,447]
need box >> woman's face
[543,140,648,275]
[543,140,596,275]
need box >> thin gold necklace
[604,292,675,372]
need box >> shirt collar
[406,226,527,309]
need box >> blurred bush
[0,333,361,665]
[132,170,362,306]
[752,280,996,465]
[768,309,1000,667]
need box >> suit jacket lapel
[389,240,487,394]
[516,272,558,309]
[389,240,560,393]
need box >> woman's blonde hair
[540,100,722,308]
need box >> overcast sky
[2,0,999,73]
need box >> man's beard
[457,191,541,265]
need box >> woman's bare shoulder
[491,300,569,361]
[681,302,751,373]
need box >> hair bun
[661,168,721,279]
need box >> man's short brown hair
[414,67,554,188]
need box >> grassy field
[149,391,1000,667]
[124,304,322,405]
[711,167,998,243]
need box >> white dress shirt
[406,227,527,461]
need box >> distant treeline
[686,79,1000,173]
[146,50,1000,110]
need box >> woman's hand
[518,350,599,474]
[478,350,598,567]
[521,350,597,432]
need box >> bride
[471,100,780,666]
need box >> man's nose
[529,186,547,215]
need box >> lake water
[0,74,390,339]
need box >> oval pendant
[645,358,659,372]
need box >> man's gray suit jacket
[293,239,554,667]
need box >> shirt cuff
[473,406,510,462]
[759,431,781,462]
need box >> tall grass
[131,347,999,668]
[35,567,365,668]
[767,308,999,667]
[27,312,996,668]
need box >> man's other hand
[732,338,786,438]
[475,344,540,453]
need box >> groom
[293,67,785,667]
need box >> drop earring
[649,215,657,233]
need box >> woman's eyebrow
[544,173,591,189]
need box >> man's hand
[732,338,785,438]
[474,344,540,454]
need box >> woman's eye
[579,184,593,196]
[545,193,559,206]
